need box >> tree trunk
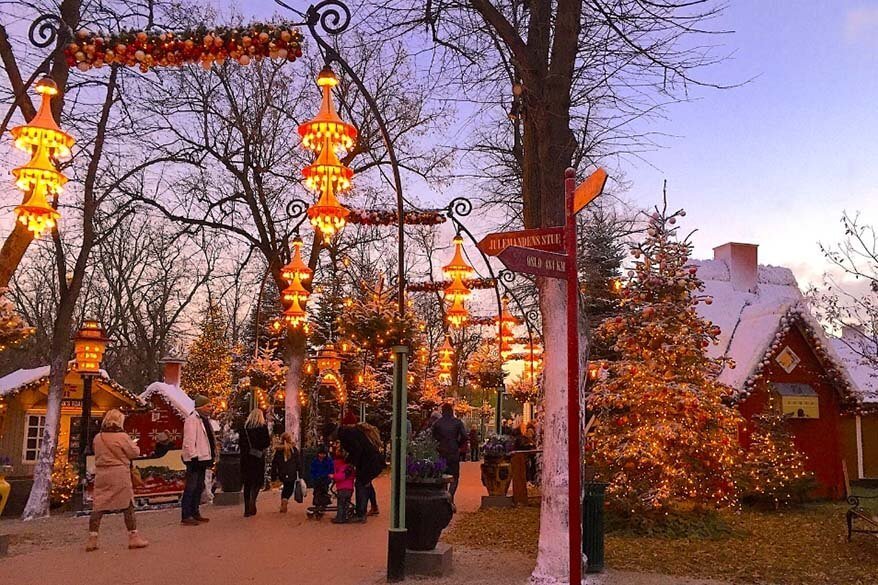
[21,339,71,520]
[283,333,304,446]
[531,278,584,583]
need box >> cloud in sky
[845,6,878,42]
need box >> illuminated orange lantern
[281,235,313,283]
[10,77,74,238]
[72,320,110,374]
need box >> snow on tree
[181,300,233,404]
[741,395,812,508]
[587,204,742,513]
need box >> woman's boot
[280,499,289,513]
[128,530,149,549]
[85,532,99,552]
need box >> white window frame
[22,413,46,463]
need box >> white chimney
[159,355,186,387]
[713,243,758,293]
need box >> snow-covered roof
[0,364,140,404]
[0,365,50,396]
[141,382,194,418]
[690,256,864,408]
[693,258,804,389]
[830,333,878,405]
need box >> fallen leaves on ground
[445,502,878,584]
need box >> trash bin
[582,481,607,573]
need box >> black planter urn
[216,452,242,492]
[405,476,454,551]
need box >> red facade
[126,393,185,457]
[738,324,844,498]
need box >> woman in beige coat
[86,409,148,551]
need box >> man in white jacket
[180,395,216,526]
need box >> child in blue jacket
[310,444,334,511]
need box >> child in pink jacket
[331,448,355,524]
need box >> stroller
[306,477,356,520]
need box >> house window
[23,414,47,463]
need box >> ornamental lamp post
[72,319,110,501]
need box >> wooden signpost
[491,167,607,585]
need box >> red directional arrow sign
[497,245,568,279]
[477,226,564,257]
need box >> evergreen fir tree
[741,395,812,508]
[587,204,742,513]
[181,300,233,404]
[578,204,627,361]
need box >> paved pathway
[0,462,727,585]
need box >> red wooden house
[695,243,871,498]
[126,357,192,456]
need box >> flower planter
[216,452,242,492]
[405,476,453,551]
[480,456,512,497]
[0,466,12,517]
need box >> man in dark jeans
[180,395,216,525]
[432,402,467,509]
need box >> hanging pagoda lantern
[437,336,454,384]
[281,273,309,306]
[496,296,518,360]
[298,65,357,242]
[523,341,543,380]
[281,235,313,283]
[443,234,474,329]
[442,234,474,281]
[282,294,308,329]
[298,65,357,153]
[10,77,74,238]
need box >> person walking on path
[331,448,355,524]
[181,395,216,526]
[239,408,271,517]
[333,413,385,523]
[270,432,301,513]
[432,402,467,507]
[468,426,480,461]
[86,409,148,552]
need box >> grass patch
[445,502,878,584]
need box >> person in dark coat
[270,432,301,513]
[239,408,271,517]
[432,402,468,505]
[332,414,386,522]
[468,426,480,461]
[152,431,175,458]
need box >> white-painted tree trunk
[284,340,303,447]
[531,278,586,584]
[21,355,67,520]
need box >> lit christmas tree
[741,396,812,508]
[587,204,742,513]
[0,289,33,352]
[181,300,233,404]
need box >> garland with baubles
[406,278,495,293]
[347,209,447,226]
[65,22,304,72]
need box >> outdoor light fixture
[281,235,313,283]
[437,336,454,384]
[282,294,308,329]
[72,320,110,374]
[442,234,474,281]
[10,77,74,238]
[443,234,474,329]
[317,343,343,372]
[497,296,518,361]
[299,64,357,242]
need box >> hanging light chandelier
[298,65,357,242]
[281,235,313,283]
[443,234,474,329]
[437,336,454,384]
[496,296,518,361]
[10,77,74,238]
[523,341,543,380]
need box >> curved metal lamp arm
[0,14,71,138]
